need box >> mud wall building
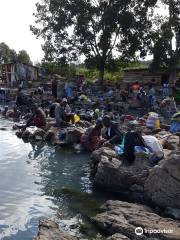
[123,68,180,85]
[0,63,38,87]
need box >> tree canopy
[151,0,180,75]
[0,42,17,63]
[0,42,32,65]
[17,50,32,65]
[31,0,158,84]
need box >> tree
[0,42,17,63]
[17,50,32,65]
[41,60,76,77]
[151,0,180,82]
[31,0,157,84]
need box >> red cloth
[33,116,46,128]
[81,128,105,152]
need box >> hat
[62,98,68,103]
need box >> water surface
[0,118,108,239]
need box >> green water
[0,118,112,240]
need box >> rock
[33,219,77,240]
[161,136,179,150]
[91,147,152,191]
[13,125,19,130]
[93,200,180,240]
[107,233,130,240]
[155,132,179,150]
[44,130,57,144]
[91,147,118,175]
[16,131,23,138]
[144,150,180,209]
[32,129,46,141]
[129,184,144,193]
[0,127,7,131]
[162,149,172,158]
[164,207,180,220]
[65,127,86,144]
[22,129,32,141]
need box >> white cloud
[0,0,44,63]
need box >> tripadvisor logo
[135,227,144,236]
[135,227,173,236]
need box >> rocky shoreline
[33,219,77,240]
[90,130,180,209]
[93,200,180,240]
[30,125,180,240]
[32,148,180,240]
[34,198,180,240]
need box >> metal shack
[0,63,38,87]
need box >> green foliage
[0,42,17,63]
[0,42,32,65]
[17,50,32,65]
[40,57,149,82]
[31,0,157,83]
[151,0,180,72]
[42,61,76,77]
[80,58,149,82]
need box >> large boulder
[21,129,32,141]
[65,127,86,144]
[91,147,118,175]
[144,150,180,209]
[93,200,180,240]
[20,127,45,142]
[44,127,59,144]
[155,132,179,150]
[33,219,77,240]
[91,147,152,191]
[32,128,46,141]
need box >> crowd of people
[0,76,179,166]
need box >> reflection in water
[0,118,107,240]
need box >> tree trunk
[98,68,105,86]
[98,57,106,86]
[168,0,177,85]
[168,68,177,85]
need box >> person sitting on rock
[81,118,105,152]
[123,131,147,165]
[102,115,123,146]
[49,98,60,118]
[26,105,47,129]
[142,135,164,164]
[55,98,75,126]
[15,105,47,130]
